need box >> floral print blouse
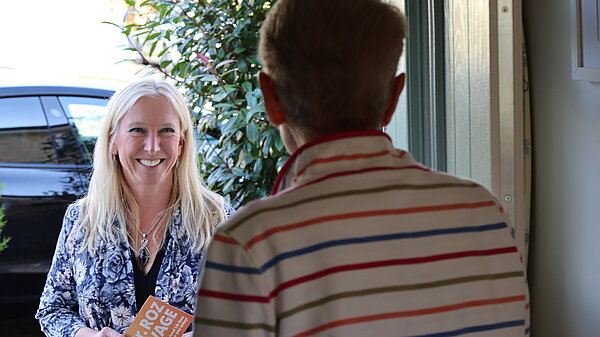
[36,202,234,337]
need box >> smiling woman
[113,95,183,193]
[35,78,235,337]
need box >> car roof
[0,86,114,99]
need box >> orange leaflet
[125,296,193,337]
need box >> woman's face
[112,95,183,192]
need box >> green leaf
[274,133,284,151]
[200,74,219,82]
[101,21,122,29]
[213,91,229,102]
[232,167,246,176]
[216,60,236,68]
[238,59,248,72]
[241,81,252,93]
[222,176,236,193]
[253,157,263,172]
[246,123,258,143]
[236,130,244,142]
[246,92,258,108]
[147,32,161,41]
[149,40,159,57]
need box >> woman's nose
[144,133,160,154]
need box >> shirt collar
[271,130,410,195]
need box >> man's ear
[259,72,286,126]
[381,73,406,127]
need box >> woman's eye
[128,127,144,133]
[160,127,176,133]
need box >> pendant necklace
[137,212,165,267]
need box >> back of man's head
[259,0,406,139]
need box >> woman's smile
[138,159,163,167]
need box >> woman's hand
[75,327,124,337]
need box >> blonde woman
[36,78,233,337]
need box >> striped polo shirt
[194,131,530,337]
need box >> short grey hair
[259,0,407,138]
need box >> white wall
[524,0,600,335]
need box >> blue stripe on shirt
[407,320,525,337]
[206,222,507,275]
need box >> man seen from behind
[193,0,530,336]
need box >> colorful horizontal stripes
[194,133,529,337]
[208,222,508,274]
[278,271,525,320]
[241,201,496,249]
[196,295,525,336]
[225,181,481,233]
[290,295,525,337]
[199,246,518,303]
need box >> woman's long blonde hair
[77,78,224,254]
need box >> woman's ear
[259,72,286,126]
[110,137,117,155]
[178,137,184,156]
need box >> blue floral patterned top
[36,202,234,337]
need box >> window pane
[0,97,47,128]
[0,97,57,164]
[385,0,408,151]
[41,96,85,165]
[59,96,109,161]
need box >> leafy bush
[0,187,10,254]
[115,0,287,208]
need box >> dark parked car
[0,86,114,316]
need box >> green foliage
[118,0,287,208]
[0,187,10,254]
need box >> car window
[0,97,58,164]
[59,96,109,162]
[41,96,86,165]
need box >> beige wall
[524,0,600,335]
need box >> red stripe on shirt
[268,246,517,298]
[244,201,496,249]
[197,289,271,303]
[291,295,527,337]
[213,234,239,245]
[276,165,430,197]
[295,150,393,177]
[198,246,518,304]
